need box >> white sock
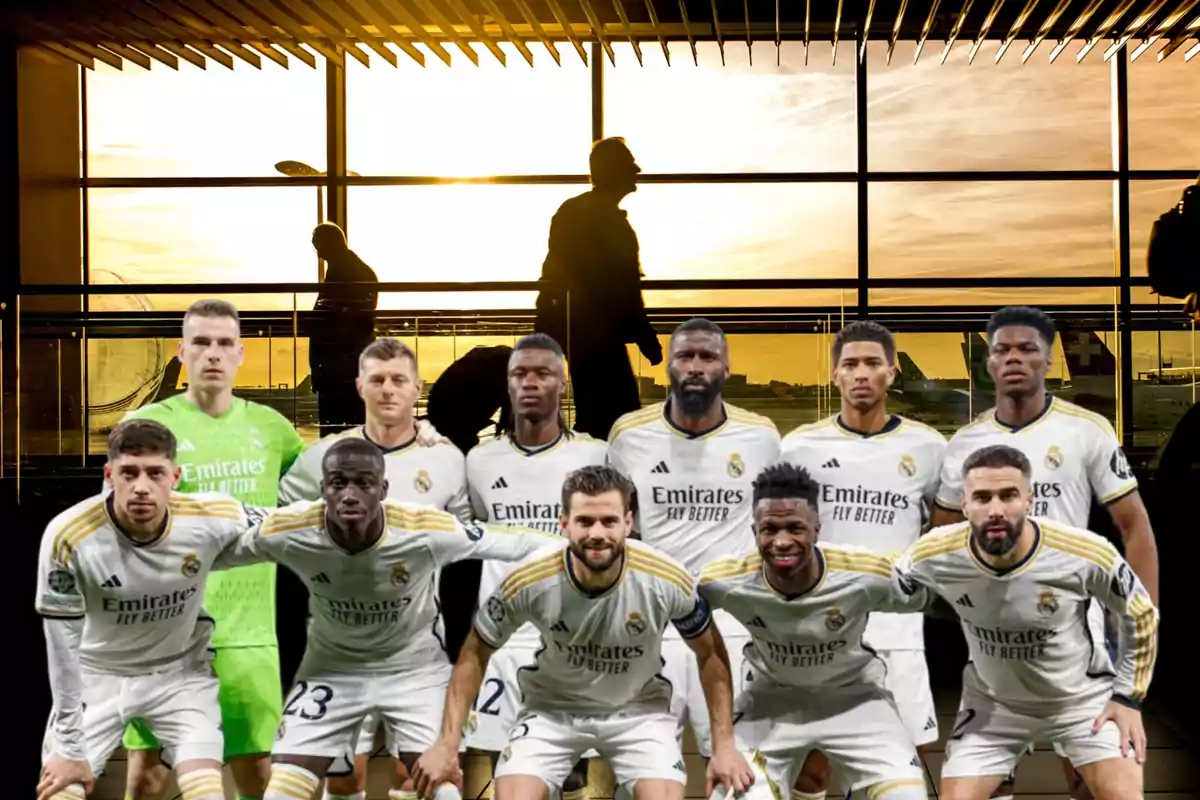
[390,789,460,800]
[792,792,826,800]
[265,764,321,800]
[49,785,87,800]
[177,769,226,800]
[324,793,365,800]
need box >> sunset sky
[79,40,1197,395]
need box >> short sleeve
[934,440,966,511]
[278,447,321,504]
[473,584,526,650]
[668,575,712,640]
[36,524,86,619]
[1085,420,1139,506]
[273,412,307,478]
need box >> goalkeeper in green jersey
[121,300,305,800]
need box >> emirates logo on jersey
[898,454,917,478]
[825,607,847,631]
[180,554,201,578]
[413,469,433,494]
[1044,446,1064,471]
[727,452,745,478]
[1037,589,1059,617]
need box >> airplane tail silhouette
[896,352,927,383]
[1060,331,1117,380]
[962,333,993,390]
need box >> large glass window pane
[869,182,1113,278]
[1131,179,1196,276]
[345,43,589,176]
[1129,55,1200,170]
[867,41,1111,171]
[88,187,320,289]
[870,287,1118,306]
[85,62,325,178]
[603,42,857,173]
[890,332,980,434]
[1131,328,1198,450]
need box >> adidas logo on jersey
[746,616,767,628]
[550,620,569,633]
[101,575,122,588]
[822,458,841,468]
[491,477,509,490]
[650,461,670,474]
[672,760,686,772]
[955,594,974,608]
[311,573,332,584]
[924,716,937,731]
[910,755,922,767]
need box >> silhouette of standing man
[536,137,663,440]
[310,222,378,435]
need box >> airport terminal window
[85,61,325,178]
[868,181,1114,278]
[1130,179,1197,276]
[344,43,589,177]
[603,42,857,174]
[87,187,319,292]
[641,287,853,309]
[870,287,1119,307]
[1128,56,1200,171]
[865,41,1111,172]
[1130,329,1198,450]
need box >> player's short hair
[752,463,820,512]
[323,437,386,477]
[183,299,240,333]
[513,332,564,357]
[832,320,895,365]
[107,419,177,462]
[359,337,418,375]
[962,444,1032,480]
[561,464,635,515]
[670,318,726,354]
[986,306,1056,347]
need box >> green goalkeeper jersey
[126,394,305,648]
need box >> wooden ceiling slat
[209,0,317,66]
[368,0,456,66]
[441,0,510,65]
[577,0,617,65]
[305,0,400,67]
[37,41,96,69]
[99,41,154,69]
[129,41,181,68]
[335,0,430,67]
[545,0,589,64]
[403,0,482,65]
[476,0,537,66]
[236,0,344,65]
[510,0,563,64]
[284,0,372,65]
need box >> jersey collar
[509,430,565,457]
[834,413,903,439]
[991,394,1054,433]
[968,519,1043,577]
[661,398,728,440]
[360,426,418,455]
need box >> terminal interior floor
[89,686,1197,800]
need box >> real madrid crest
[898,454,917,478]
[1044,445,1063,471]
[825,607,846,632]
[727,452,745,478]
[181,554,201,578]
[625,611,647,635]
[414,469,433,494]
[1037,589,1059,616]
[390,563,410,586]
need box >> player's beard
[570,537,624,573]
[971,515,1024,556]
[670,373,724,417]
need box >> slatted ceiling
[9,0,1200,70]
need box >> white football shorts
[42,663,222,777]
[662,613,750,758]
[878,649,939,746]
[463,642,539,754]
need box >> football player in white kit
[36,419,260,800]
[607,318,781,763]
[279,337,471,800]
[412,465,756,800]
[462,333,608,799]
[897,444,1158,800]
[699,462,932,800]
[930,307,1159,800]
[780,321,945,799]
[215,438,557,800]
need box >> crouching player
[412,465,756,800]
[213,438,557,800]
[699,463,929,800]
[36,419,263,800]
[896,444,1159,800]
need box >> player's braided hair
[962,444,1032,479]
[107,418,177,462]
[752,462,820,511]
[987,306,1056,347]
[498,333,573,441]
[561,464,635,514]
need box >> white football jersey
[894,520,1158,715]
[35,492,254,675]
[474,539,712,715]
[781,414,946,650]
[699,544,928,692]
[607,401,781,577]
[217,499,556,674]
[468,432,609,648]
[280,428,470,521]
[936,397,1137,525]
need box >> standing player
[607,318,781,760]
[699,463,930,800]
[780,321,946,798]
[36,420,260,800]
[122,299,306,800]
[930,307,1159,800]
[462,333,607,800]
[411,465,755,800]
[215,438,557,800]
[897,445,1158,800]
[280,337,471,800]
